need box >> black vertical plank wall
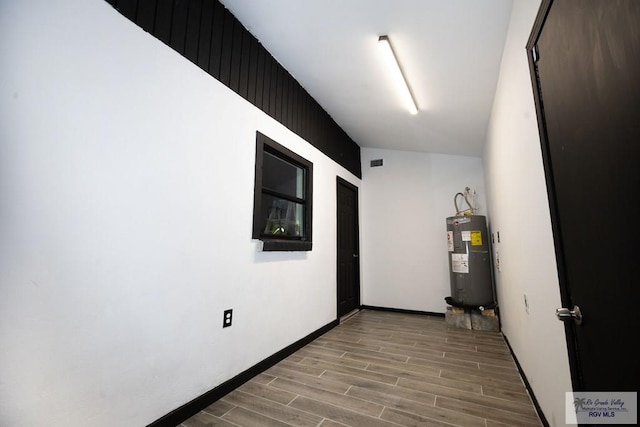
[136,0,157,32]
[239,32,251,100]
[107,0,361,178]
[209,1,224,79]
[261,53,272,114]
[275,65,283,123]
[169,0,189,54]
[219,9,234,86]
[229,19,243,93]
[254,46,265,110]
[247,37,258,105]
[154,1,173,44]
[197,0,214,72]
[184,0,202,63]
[268,57,277,118]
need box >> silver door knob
[555,305,582,325]
[353,254,359,258]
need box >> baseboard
[147,319,339,427]
[360,305,445,317]
[503,334,550,427]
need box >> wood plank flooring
[180,309,542,427]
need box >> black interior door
[337,178,360,318]
[528,0,639,391]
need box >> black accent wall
[105,0,362,178]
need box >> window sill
[261,239,312,252]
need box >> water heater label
[461,231,471,241]
[451,253,469,273]
[452,217,471,225]
[447,231,454,251]
[471,231,483,246]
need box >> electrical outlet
[223,309,233,328]
[523,293,529,314]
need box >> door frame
[525,0,581,390]
[336,177,361,318]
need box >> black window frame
[252,131,313,251]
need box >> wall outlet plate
[223,309,233,328]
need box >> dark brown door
[337,177,360,318]
[528,0,639,391]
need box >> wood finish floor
[180,309,542,427]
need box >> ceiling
[219,0,513,157]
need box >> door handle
[555,305,582,325]
[353,254,359,258]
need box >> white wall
[483,1,573,426]
[0,1,360,426]
[360,148,486,313]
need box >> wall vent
[370,159,384,167]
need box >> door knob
[352,254,359,258]
[555,305,582,325]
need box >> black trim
[360,305,445,318]
[262,188,305,206]
[147,319,339,427]
[262,239,312,252]
[503,334,550,427]
[107,0,361,179]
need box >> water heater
[446,215,494,307]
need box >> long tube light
[378,35,418,115]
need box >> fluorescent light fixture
[378,35,418,115]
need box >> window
[252,132,313,251]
